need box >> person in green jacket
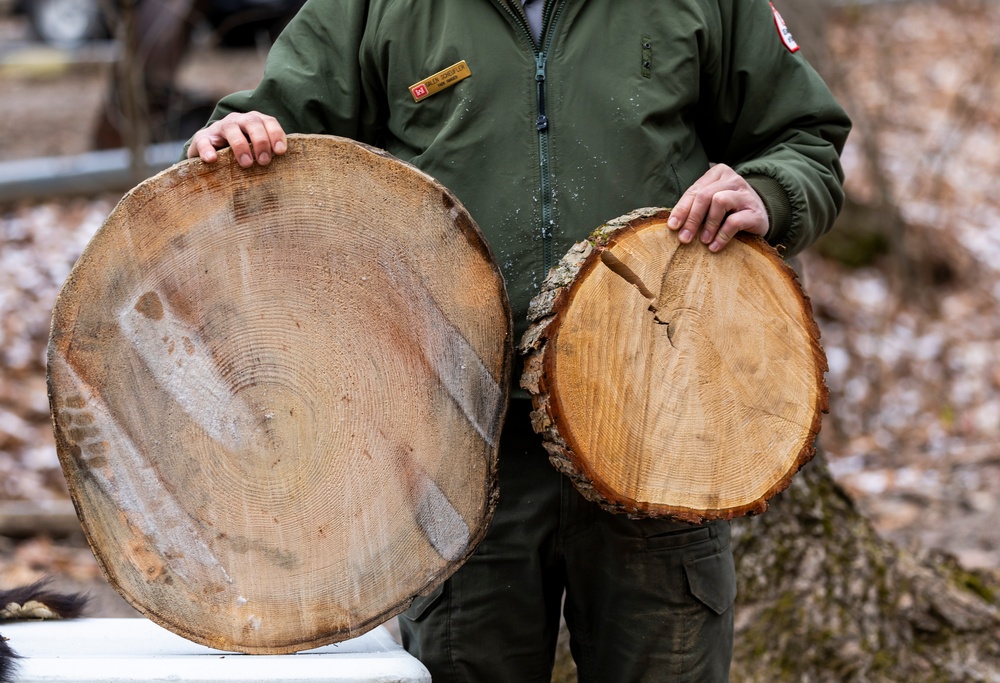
[187,0,850,680]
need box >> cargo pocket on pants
[684,549,737,615]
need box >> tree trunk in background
[732,451,1000,681]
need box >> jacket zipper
[535,50,553,271]
[496,0,565,275]
[536,1,564,274]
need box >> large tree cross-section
[47,135,512,654]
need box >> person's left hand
[666,164,769,252]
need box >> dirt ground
[2,0,1000,623]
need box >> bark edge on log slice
[46,134,512,653]
[518,207,827,523]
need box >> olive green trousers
[398,401,735,682]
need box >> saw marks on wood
[520,207,826,522]
[47,135,511,653]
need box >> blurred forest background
[1,0,1000,680]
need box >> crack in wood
[600,250,656,300]
[600,249,676,348]
[650,307,676,348]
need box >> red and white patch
[770,3,800,53]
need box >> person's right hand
[187,111,288,168]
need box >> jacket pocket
[401,581,446,622]
[684,548,737,616]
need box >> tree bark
[732,451,1000,682]
[47,134,512,654]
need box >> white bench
[2,618,430,682]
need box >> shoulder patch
[770,3,800,53]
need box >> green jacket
[202,0,850,338]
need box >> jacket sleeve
[697,0,852,256]
[184,0,379,155]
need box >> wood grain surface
[519,208,827,522]
[47,135,512,653]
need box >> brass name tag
[409,60,472,103]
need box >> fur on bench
[1,578,88,683]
